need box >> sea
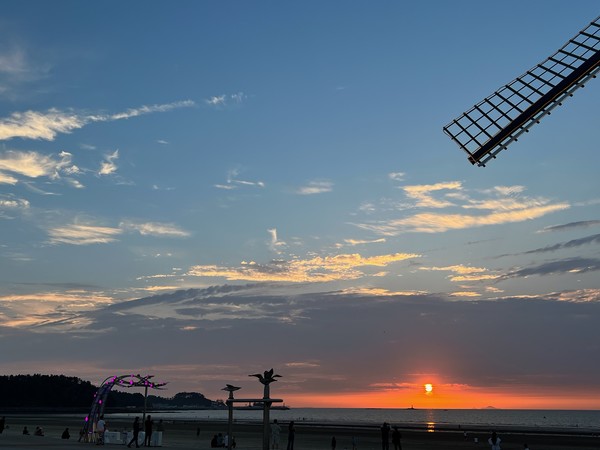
[108,408,600,435]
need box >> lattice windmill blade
[444,15,600,167]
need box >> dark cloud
[499,257,600,281]
[540,220,600,233]
[2,287,600,400]
[522,233,600,255]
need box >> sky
[1,1,600,410]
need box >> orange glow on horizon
[279,385,600,410]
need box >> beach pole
[222,385,241,450]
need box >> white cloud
[205,92,247,107]
[267,228,287,253]
[186,252,420,283]
[388,172,405,181]
[0,150,72,179]
[355,181,570,235]
[98,150,119,175]
[120,221,191,237]
[48,223,122,245]
[297,181,333,195]
[0,100,195,141]
[206,95,226,106]
[402,181,462,208]
[0,196,30,210]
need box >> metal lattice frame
[444,15,600,167]
[79,374,167,442]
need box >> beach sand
[1,414,599,450]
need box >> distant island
[0,374,219,411]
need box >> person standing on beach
[144,415,154,447]
[127,417,141,448]
[391,426,402,450]
[96,415,106,445]
[0,416,5,434]
[380,422,390,450]
[488,431,501,450]
[271,419,281,449]
[331,436,337,450]
[286,421,295,450]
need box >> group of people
[127,415,162,447]
[270,419,295,450]
[380,422,403,450]
[210,432,236,448]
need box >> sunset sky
[1,1,600,410]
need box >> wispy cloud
[215,168,265,190]
[267,228,287,254]
[402,181,462,208]
[0,195,30,210]
[120,221,191,237]
[186,252,420,283]
[498,257,600,281]
[336,238,386,248]
[523,234,600,255]
[98,150,119,176]
[388,172,405,182]
[419,264,497,282]
[538,220,600,233]
[48,223,122,245]
[355,182,569,235]
[205,92,247,107]
[0,100,195,141]
[297,181,333,195]
[0,150,75,179]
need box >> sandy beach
[1,414,600,450]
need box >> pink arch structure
[79,374,167,442]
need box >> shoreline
[1,413,600,449]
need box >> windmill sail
[444,15,600,167]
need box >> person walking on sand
[127,417,141,448]
[96,416,106,445]
[380,422,390,450]
[331,436,337,450]
[286,421,295,450]
[488,431,501,450]
[144,415,154,447]
[271,419,281,449]
[391,426,402,450]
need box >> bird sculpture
[249,368,281,385]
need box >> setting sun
[425,383,433,394]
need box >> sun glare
[424,383,433,394]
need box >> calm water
[109,408,600,433]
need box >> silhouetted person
[34,426,44,436]
[127,417,140,448]
[62,428,71,439]
[392,426,402,450]
[96,415,106,445]
[488,431,501,450]
[210,434,218,447]
[0,416,5,434]
[286,421,295,450]
[23,426,30,435]
[271,419,281,449]
[380,422,390,450]
[144,415,153,447]
[331,436,337,450]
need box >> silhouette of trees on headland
[0,374,213,409]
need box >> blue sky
[1,1,600,408]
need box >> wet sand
[1,414,599,449]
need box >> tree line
[0,374,213,408]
